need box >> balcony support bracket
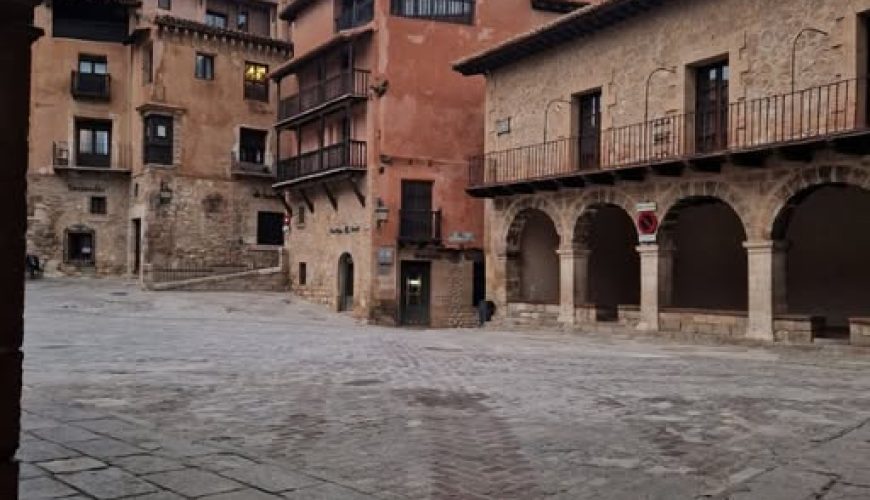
[322,183,338,211]
[348,177,366,207]
[729,149,771,168]
[299,188,315,214]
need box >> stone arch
[568,188,639,248]
[501,196,564,254]
[657,181,753,241]
[504,206,561,304]
[763,165,870,239]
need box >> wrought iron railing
[53,141,131,170]
[231,152,273,177]
[336,0,374,30]
[399,209,442,244]
[276,140,367,183]
[470,78,865,188]
[391,0,475,24]
[71,71,111,101]
[279,69,370,121]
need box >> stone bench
[659,308,748,337]
[850,317,870,347]
[773,314,825,344]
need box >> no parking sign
[636,202,658,243]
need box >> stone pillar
[492,251,510,317]
[557,248,589,326]
[744,240,787,342]
[0,3,40,498]
[637,244,673,332]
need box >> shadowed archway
[506,208,560,304]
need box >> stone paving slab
[19,476,80,498]
[219,464,321,493]
[58,467,158,499]
[38,457,106,474]
[143,468,245,497]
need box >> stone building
[455,0,870,345]
[270,0,589,327]
[27,0,291,280]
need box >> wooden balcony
[336,0,374,31]
[70,71,111,101]
[469,78,870,197]
[278,69,370,125]
[275,140,366,187]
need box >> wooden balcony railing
[399,209,442,244]
[276,140,367,183]
[278,69,370,122]
[470,78,866,188]
[71,71,111,101]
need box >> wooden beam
[348,177,365,207]
[299,188,314,213]
[322,183,337,211]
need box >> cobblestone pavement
[19,278,870,499]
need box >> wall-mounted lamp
[791,27,829,94]
[375,198,389,228]
[158,181,173,205]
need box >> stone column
[492,251,510,318]
[637,244,673,332]
[744,240,787,341]
[0,3,40,498]
[557,247,589,326]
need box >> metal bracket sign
[448,231,475,244]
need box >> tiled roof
[454,0,661,75]
[154,15,292,54]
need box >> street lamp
[791,27,829,94]
[543,97,572,143]
[644,66,676,126]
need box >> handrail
[278,69,370,121]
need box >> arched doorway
[575,204,640,318]
[772,184,870,337]
[338,253,354,312]
[662,197,747,310]
[506,208,560,304]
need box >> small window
[297,205,306,226]
[244,62,269,102]
[257,211,284,246]
[143,115,174,165]
[75,119,112,168]
[195,53,214,80]
[237,11,248,31]
[239,128,267,164]
[299,262,307,286]
[143,44,153,84]
[205,11,227,29]
[78,54,107,75]
[158,0,171,10]
[89,196,107,215]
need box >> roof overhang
[154,15,292,55]
[454,0,663,76]
[531,0,589,13]
[279,0,318,21]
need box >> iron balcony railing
[276,140,367,183]
[399,209,442,244]
[71,71,111,101]
[336,0,374,31]
[53,141,131,171]
[470,78,866,188]
[390,0,475,24]
[278,69,370,121]
[231,152,274,177]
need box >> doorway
[132,218,142,275]
[400,261,431,326]
[338,253,354,312]
[695,60,729,153]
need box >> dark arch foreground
[575,204,640,311]
[506,208,560,304]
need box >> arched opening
[772,184,870,336]
[506,208,560,304]
[663,197,747,311]
[338,252,354,312]
[575,205,640,317]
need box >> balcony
[71,71,111,101]
[231,152,274,179]
[469,78,870,196]
[399,209,443,245]
[52,141,131,174]
[336,0,374,31]
[275,140,367,186]
[278,69,370,124]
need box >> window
[390,0,475,24]
[66,229,95,266]
[239,128,267,164]
[237,11,248,32]
[143,115,174,165]
[143,44,153,84]
[299,262,307,285]
[297,205,306,226]
[576,91,602,169]
[90,196,107,215]
[695,60,729,153]
[158,0,171,9]
[205,11,227,29]
[75,119,111,168]
[78,54,107,75]
[195,53,214,80]
[257,212,284,246]
[244,62,269,102]
[74,54,110,98]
